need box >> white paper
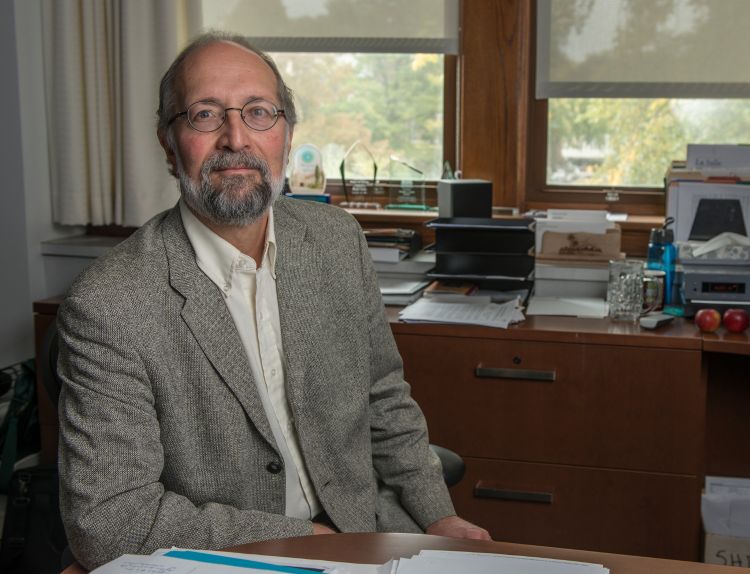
[702,476,750,538]
[686,144,750,171]
[93,549,382,574]
[394,550,608,574]
[526,296,608,318]
[399,297,525,328]
[90,554,209,574]
[547,209,609,221]
[378,277,430,295]
[706,476,750,496]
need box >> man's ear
[157,128,178,178]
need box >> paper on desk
[702,476,750,538]
[92,548,383,574]
[526,296,608,318]
[398,297,525,328]
[394,550,608,574]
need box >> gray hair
[156,31,297,136]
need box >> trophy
[339,141,379,205]
[387,155,426,209]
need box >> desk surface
[60,533,743,574]
[232,533,742,573]
[385,306,750,354]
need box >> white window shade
[200,0,459,53]
[537,0,750,98]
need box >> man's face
[161,41,292,226]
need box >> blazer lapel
[160,207,278,451]
[273,201,323,417]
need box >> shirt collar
[179,200,277,296]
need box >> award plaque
[339,141,378,203]
[387,155,426,208]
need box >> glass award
[387,155,426,208]
[339,141,378,203]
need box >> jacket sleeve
[355,230,456,529]
[56,294,313,570]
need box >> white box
[704,533,750,568]
[533,262,608,298]
[534,278,607,298]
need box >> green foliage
[549,98,750,187]
[273,52,444,180]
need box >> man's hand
[312,522,336,535]
[426,515,492,540]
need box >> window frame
[523,0,665,216]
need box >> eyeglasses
[167,99,286,133]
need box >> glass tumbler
[607,259,645,323]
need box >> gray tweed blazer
[56,197,454,570]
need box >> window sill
[41,235,124,258]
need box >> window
[547,98,750,188]
[200,0,458,188]
[270,52,445,180]
[529,0,750,210]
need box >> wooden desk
[234,532,744,573]
[60,532,745,574]
[386,310,750,561]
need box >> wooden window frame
[523,0,664,216]
[458,0,666,217]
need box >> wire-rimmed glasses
[168,99,286,132]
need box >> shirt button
[271,368,277,377]
[266,461,283,474]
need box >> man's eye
[247,106,272,118]
[191,108,218,122]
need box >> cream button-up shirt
[179,200,322,520]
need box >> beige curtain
[44,0,200,226]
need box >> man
[57,32,489,570]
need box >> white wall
[0,0,32,367]
[0,0,84,367]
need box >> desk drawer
[452,457,701,561]
[397,334,704,473]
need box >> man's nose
[218,108,252,151]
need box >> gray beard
[178,151,285,226]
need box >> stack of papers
[92,548,609,574]
[378,276,431,306]
[385,550,609,574]
[399,297,525,329]
[702,476,750,538]
[91,548,378,574]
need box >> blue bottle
[662,228,676,305]
[646,228,666,271]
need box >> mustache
[201,151,271,177]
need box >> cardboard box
[537,228,622,262]
[704,533,750,568]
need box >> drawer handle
[474,482,553,504]
[475,365,556,382]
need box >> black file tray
[434,252,534,278]
[426,217,535,254]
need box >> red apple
[722,308,749,334]
[695,308,722,333]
